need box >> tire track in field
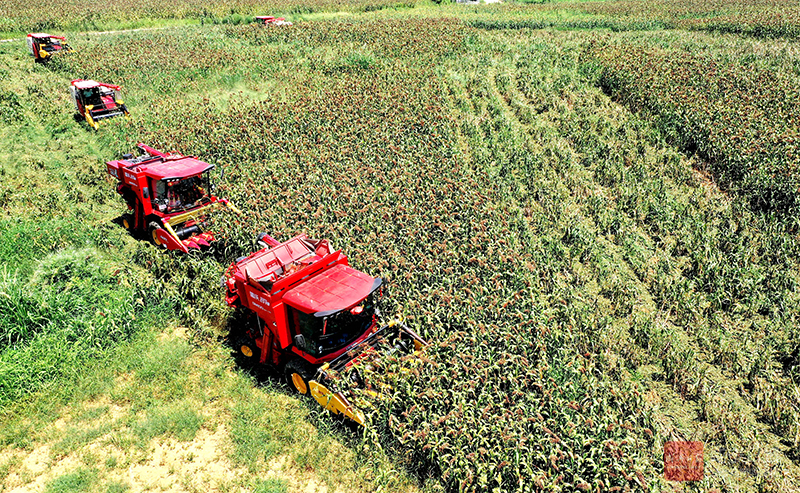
[481,53,800,490]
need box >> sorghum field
[1,0,799,492]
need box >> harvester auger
[27,33,72,63]
[224,233,427,425]
[70,79,129,129]
[106,144,240,253]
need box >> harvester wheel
[121,214,133,231]
[285,359,314,396]
[235,336,259,361]
[148,222,165,247]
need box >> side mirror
[293,334,306,348]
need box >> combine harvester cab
[70,79,129,129]
[224,234,426,425]
[106,143,239,253]
[27,33,72,62]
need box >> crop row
[0,0,417,34]
[428,25,800,489]
[581,32,800,220]
[451,0,800,40]
[571,0,800,39]
[510,29,800,486]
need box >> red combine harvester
[255,15,292,26]
[70,79,129,130]
[224,233,426,425]
[27,33,71,62]
[106,144,239,253]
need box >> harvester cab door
[152,179,171,213]
[288,307,321,358]
[26,37,37,58]
[69,86,79,112]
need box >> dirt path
[1,25,182,43]
[0,328,417,493]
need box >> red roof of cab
[72,79,102,89]
[283,264,380,315]
[29,33,64,39]
[134,156,215,180]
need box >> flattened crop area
[1,1,799,492]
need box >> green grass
[1,246,159,404]
[253,479,289,493]
[104,481,131,493]
[132,401,204,443]
[228,386,302,471]
[43,467,98,493]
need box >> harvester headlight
[350,305,364,315]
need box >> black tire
[121,214,133,231]
[235,335,260,361]
[148,221,165,247]
[285,359,315,396]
